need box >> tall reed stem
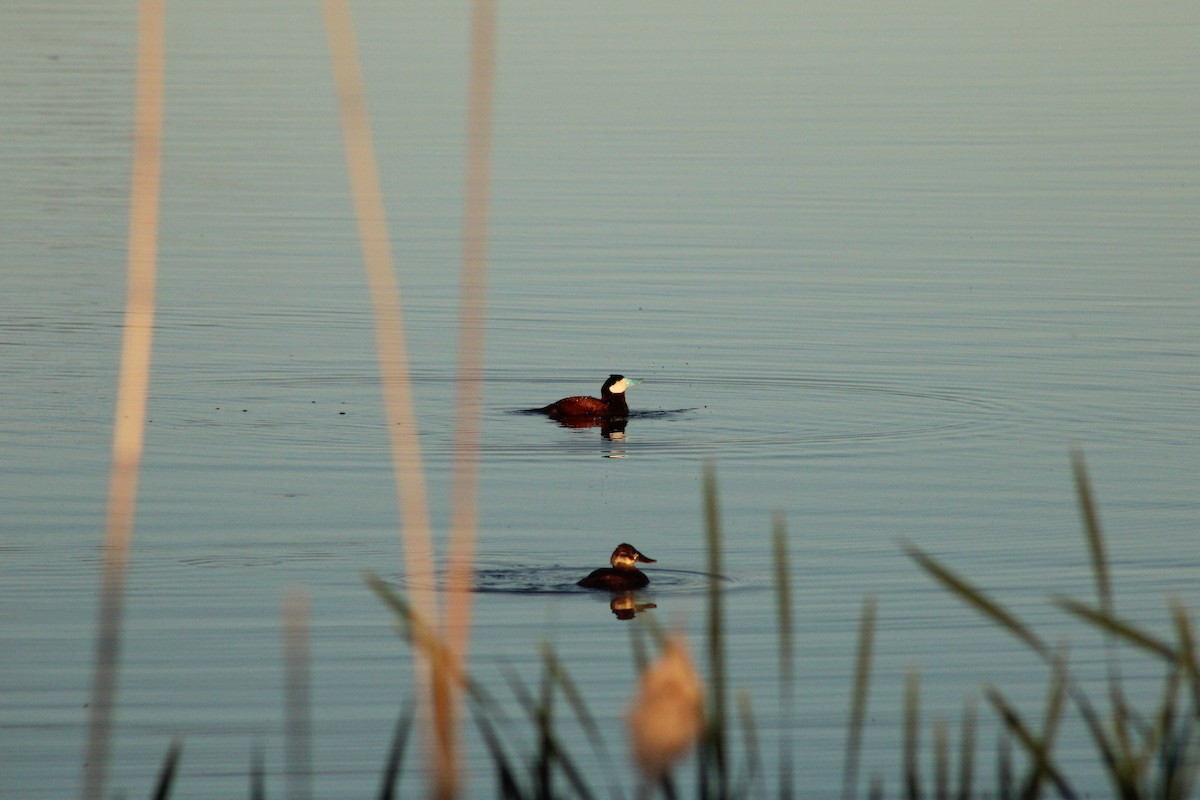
[320,0,443,791]
[81,1,165,797]
[443,3,499,794]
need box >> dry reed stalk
[81,1,165,797]
[443,0,498,788]
[319,0,448,793]
[283,590,313,800]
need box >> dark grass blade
[904,543,1048,658]
[1140,665,1185,791]
[1072,450,1111,613]
[732,690,762,798]
[772,512,795,800]
[1018,652,1070,799]
[702,462,728,798]
[469,701,527,799]
[903,668,921,800]
[502,660,600,800]
[535,659,554,797]
[367,572,537,795]
[377,700,416,800]
[997,732,1012,800]
[150,738,183,800]
[904,506,1140,794]
[1055,598,1178,662]
[542,645,627,800]
[955,696,976,800]
[985,685,1076,800]
[1073,450,1134,758]
[842,596,877,800]
[933,718,949,800]
[250,740,265,800]
[1169,599,1200,698]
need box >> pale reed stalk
[443,1,498,795]
[81,1,164,797]
[320,0,445,793]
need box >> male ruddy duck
[540,375,635,421]
[577,543,656,590]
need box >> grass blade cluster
[900,452,1200,800]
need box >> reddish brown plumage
[540,374,630,420]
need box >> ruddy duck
[540,375,635,420]
[577,543,656,590]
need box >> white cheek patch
[609,378,628,394]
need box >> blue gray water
[2,1,1197,796]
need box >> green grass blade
[842,596,877,800]
[904,543,1048,658]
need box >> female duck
[577,543,656,590]
[540,375,634,420]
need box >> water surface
[2,1,1197,797]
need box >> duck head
[611,543,656,570]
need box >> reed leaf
[904,543,1048,658]
[1055,598,1178,662]
[842,596,877,800]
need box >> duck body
[577,543,656,591]
[541,375,631,420]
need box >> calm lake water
[3,1,1197,797]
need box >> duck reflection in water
[608,591,657,620]
[578,543,656,591]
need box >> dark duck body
[577,543,656,591]
[540,375,632,420]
